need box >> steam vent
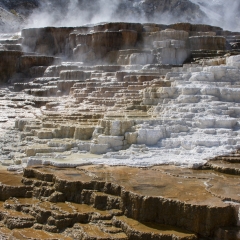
[1,22,240,239]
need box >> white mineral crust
[86,55,240,168]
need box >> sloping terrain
[0,7,24,32]
[0,0,39,16]
[0,0,38,32]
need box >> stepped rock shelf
[0,163,240,240]
[1,22,240,239]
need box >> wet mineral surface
[0,161,239,239]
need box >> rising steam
[25,0,205,28]
[26,0,122,28]
[16,0,240,32]
[191,0,240,31]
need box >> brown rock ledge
[0,165,238,239]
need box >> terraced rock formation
[1,21,240,239]
[0,160,240,239]
[1,22,240,169]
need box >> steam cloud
[25,0,205,28]
[21,0,240,32]
[26,0,125,28]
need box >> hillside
[0,7,23,32]
[0,0,39,32]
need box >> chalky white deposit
[20,54,240,169]
[3,27,240,170]
[86,55,240,168]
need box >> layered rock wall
[189,36,226,50]
[21,22,231,65]
[21,27,75,57]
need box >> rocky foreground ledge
[0,159,239,240]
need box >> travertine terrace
[1,22,240,239]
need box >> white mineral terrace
[80,55,240,168]
[0,25,240,171]
[13,55,240,169]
